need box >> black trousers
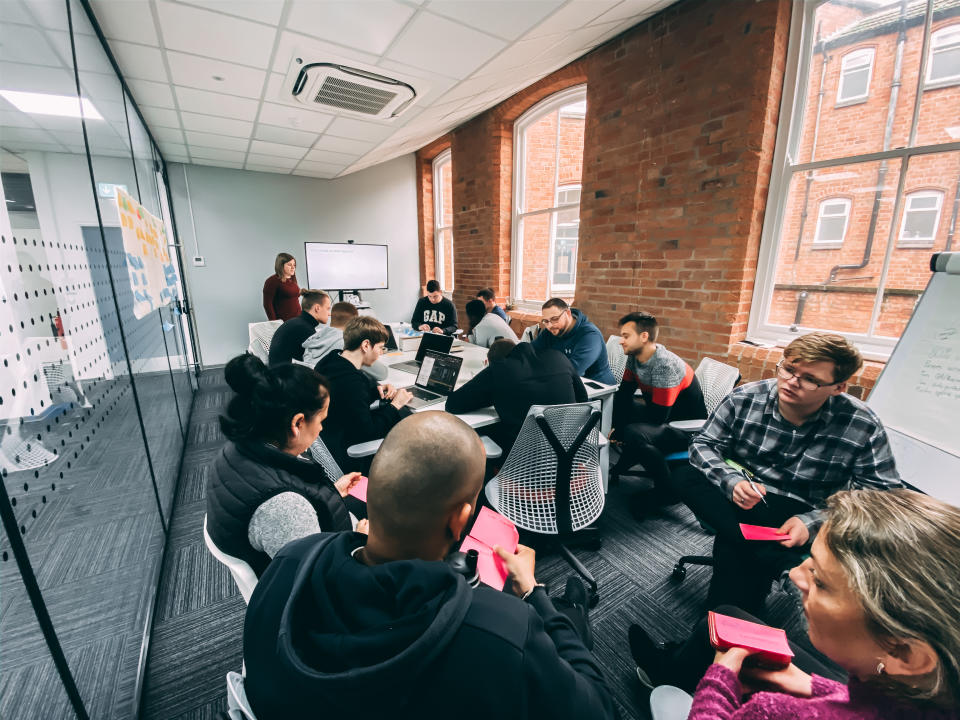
[668,605,847,693]
[613,422,690,494]
[670,464,812,615]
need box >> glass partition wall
[0,1,197,717]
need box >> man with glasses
[532,298,615,384]
[669,332,901,615]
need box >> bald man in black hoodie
[243,412,615,720]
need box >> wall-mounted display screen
[304,242,389,290]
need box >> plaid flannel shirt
[689,379,902,531]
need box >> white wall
[168,156,421,367]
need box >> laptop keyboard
[409,386,440,401]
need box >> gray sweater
[468,313,519,348]
[302,324,387,380]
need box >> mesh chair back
[606,335,627,384]
[695,357,741,415]
[489,402,605,535]
[308,437,344,482]
[247,320,282,363]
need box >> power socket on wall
[192,256,205,267]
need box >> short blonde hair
[823,489,960,706]
[783,332,863,383]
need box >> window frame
[812,197,852,246]
[926,24,960,86]
[511,84,587,309]
[747,1,960,360]
[836,47,875,105]
[897,189,944,248]
[431,148,453,292]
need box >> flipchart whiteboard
[867,252,960,506]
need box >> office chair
[226,671,258,720]
[348,435,502,461]
[247,320,282,363]
[203,515,259,604]
[606,335,627,384]
[484,402,605,607]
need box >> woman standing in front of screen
[263,252,301,322]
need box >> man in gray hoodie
[303,301,387,381]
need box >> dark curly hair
[219,354,329,447]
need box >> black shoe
[628,624,678,689]
[563,576,588,608]
[559,577,593,649]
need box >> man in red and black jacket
[612,312,706,515]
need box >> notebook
[405,351,463,409]
[458,507,520,589]
[390,332,454,374]
[707,611,794,669]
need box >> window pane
[917,24,960,143]
[439,227,454,291]
[517,214,551,302]
[521,111,559,213]
[439,158,453,227]
[768,159,902,335]
[552,222,578,288]
[839,66,870,100]
[929,43,960,80]
[816,213,849,243]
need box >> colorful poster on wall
[115,187,177,319]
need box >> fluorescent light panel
[0,90,103,120]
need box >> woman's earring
[876,661,885,675]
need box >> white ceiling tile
[166,51,267,98]
[153,126,186,143]
[324,117,394,143]
[245,164,293,174]
[77,71,124,104]
[192,157,244,168]
[253,124,318,147]
[431,74,497,106]
[522,0,619,38]
[293,169,336,178]
[128,79,177,109]
[427,1,563,42]
[0,25,64,67]
[26,1,73,33]
[91,0,159,45]
[0,109,39,129]
[295,159,347,174]
[371,59,458,107]
[271,31,380,76]
[0,61,77,95]
[156,1,277,68]
[158,141,187,154]
[535,20,621,60]
[0,126,58,144]
[163,154,190,163]
[2,140,65,153]
[473,33,567,77]
[264,72,288,102]
[386,13,506,79]
[175,86,259,120]
[590,0,660,25]
[180,111,253,137]
[248,140,307,159]
[46,30,114,74]
[312,135,372,155]
[176,0,285,25]
[184,130,249,150]
[139,105,180,128]
[108,41,169,82]
[304,147,359,164]
[286,1,416,56]
[188,146,247,162]
[257,102,334,134]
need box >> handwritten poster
[116,187,177,319]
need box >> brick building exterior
[414,0,959,396]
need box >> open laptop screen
[414,331,453,362]
[416,351,462,394]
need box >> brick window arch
[836,47,874,104]
[511,85,586,307]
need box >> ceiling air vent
[291,62,416,120]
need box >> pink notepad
[347,476,368,502]
[708,611,794,669]
[739,523,789,541]
[459,507,519,589]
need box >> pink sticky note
[739,523,789,541]
[459,536,509,589]
[348,476,368,502]
[470,507,519,553]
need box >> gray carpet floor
[141,368,806,720]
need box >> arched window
[927,25,960,85]
[432,149,453,291]
[511,85,586,306]
[836,48,874,103]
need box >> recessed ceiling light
[0,90,103,120]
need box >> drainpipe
[826,0,908,284]
[945,172,960,251]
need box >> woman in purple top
[262,252,300,321]
[635,489,960,720]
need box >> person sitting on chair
[465,298,518,348]
[532,298,615,385]
[314,316,412,469]
[445,339,587,454]
[670,332,901,616]
[302,301,387,380]
[267,289,330,366]
[411,279,458,334]
[476,287,510,322]
[629,489,960,720]
[243,412,616,720]
[611,312,706,513]
[207,354,366,578]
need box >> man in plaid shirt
[672,332,901,614]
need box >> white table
[380,340,618,489]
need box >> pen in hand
[744,472,768,506]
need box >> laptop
[405,351,463,409]
[384,324,399,351]
[391,331,454,374]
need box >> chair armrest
[598,434,609,448]
[347,439,383,458]
[668,419,706,433]
[481,436,502,460]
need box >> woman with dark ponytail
[206,353,365,577]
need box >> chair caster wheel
[588,591,600,609]
[671,564,686,582]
